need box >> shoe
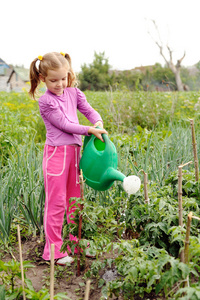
[55,256,74,266]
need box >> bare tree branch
[146,19,186,91]
[177,52,186,68]
[152,19,163,47]
[158,43,169,66]
[167,45,173,64]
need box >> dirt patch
[1,236,165,299]
[1,236,120,300]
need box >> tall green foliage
[78,52,200,91]
[78,52,112,91]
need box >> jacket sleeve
[39,95,90,135]
[76,88,103,125]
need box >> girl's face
[40,67,68,96]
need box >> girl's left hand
[94,121,103,128]
[88,127,108,142]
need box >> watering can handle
[102,132,109,143]
[96,126,109,144]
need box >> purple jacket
[38,87,103,146]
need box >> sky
[1,0,200,72]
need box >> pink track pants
[42,144,81,260]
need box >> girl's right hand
[88,127,108,142]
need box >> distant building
[0,58,12,91]
[0,58,10,75]
[7,67,30,92]
[0,58,30,92]
[132,65,154,74]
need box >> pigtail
[64,53,72,66]
[29,58,40,99]
[64,53,77,87]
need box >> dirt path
[1,236,119,300]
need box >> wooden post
[190,119,199,181]
[183,212,193,288]
[77,170,84,277]
[183,213,200,287]
[184,212,193,265]
[178,166,183,228]
[17,225,26,300]
[184,213,200,265]
[178,161,192,262]
[50,244,55,300]
[143,171,149,204]
[139,169,149,204]
[84,280,91,300]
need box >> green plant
[102,244,190,299]
[25,287,71,300]
[0,259,71,299]
[175,285,200,300]
[0,139,44,252]
[0,151,23,250]
[0,285,5,299]
[0,259,34,298]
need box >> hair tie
[60,52,65,57]
[38,55,43,61]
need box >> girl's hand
[94,121,103,128]
[88,127,108,142]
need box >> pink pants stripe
[42,144,81,260]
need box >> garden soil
[1,235,165,300]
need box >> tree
[78,52,112,91]
[148,20,186,91]
[111,70,143,90]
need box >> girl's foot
[55,256,74,266]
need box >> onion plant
[112,123,196,186]
[0,154,21,249]
[0,139,44,250]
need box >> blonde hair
[29,52,77,99]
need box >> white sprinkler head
[123,175,141,195]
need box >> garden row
[1,90,200,299]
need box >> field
[1,89,200,299]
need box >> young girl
[29,52,107,265]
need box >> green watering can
[79,131,141,194]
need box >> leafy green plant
[175,285,200,300]
[0,259,34,298]
[62,196,120,245]
[0,259,70,300]
[25,287,71,300]
[0,285,5,300]
[102,244,190,299]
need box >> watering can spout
[81,167,125,191]
[101,167,126,184]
